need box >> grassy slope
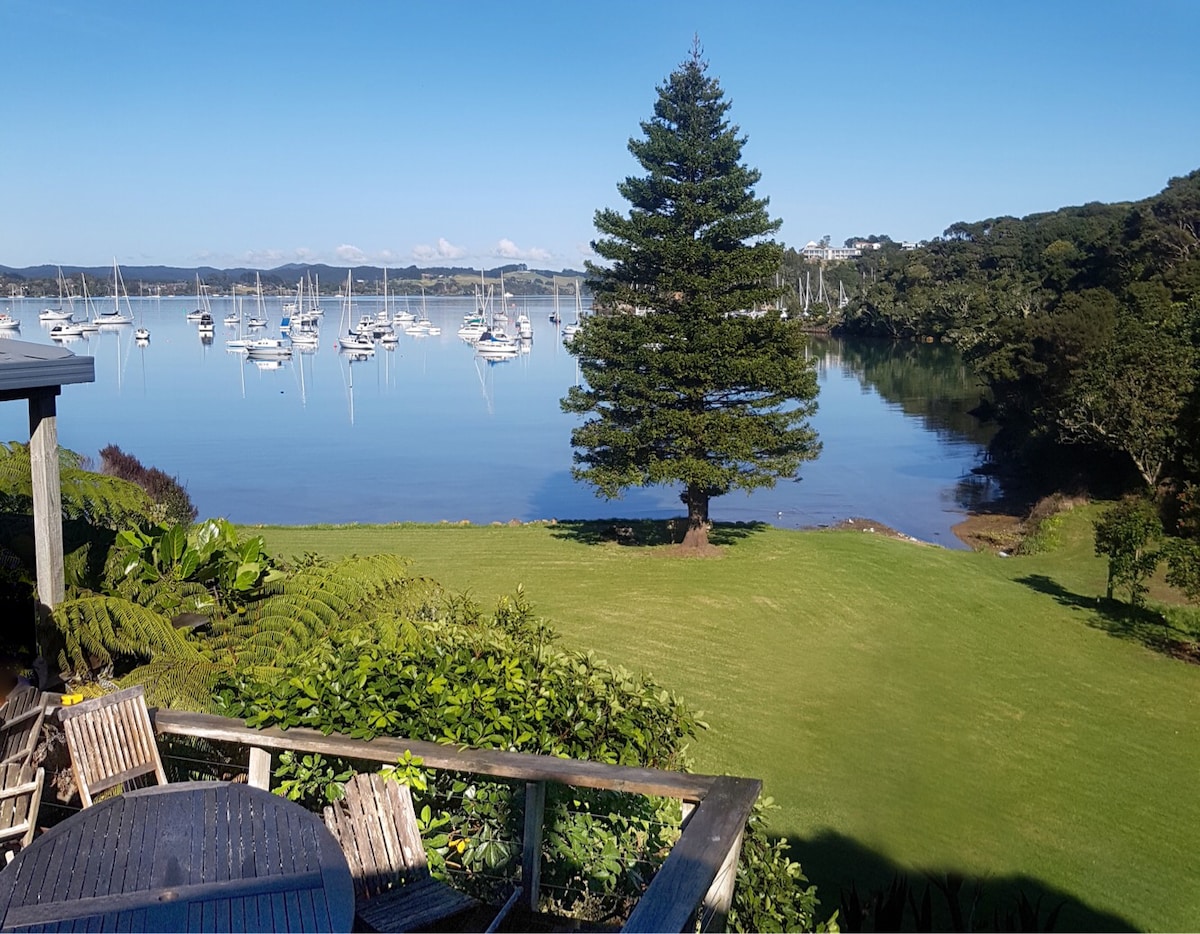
[253,513,1199,931]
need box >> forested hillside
[836,170,1200,507]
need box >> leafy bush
[728,798,825,932]
[214,588,823,929]
[110,518,283,615]
[1093,497,1163,605]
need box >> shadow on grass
[548,518,768,548]
[784,829,1135,932]
[1015,574,1200,663]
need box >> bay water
[0,295,996,546]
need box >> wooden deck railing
[151,709,761,933]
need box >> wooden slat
[155,709,717,801]
[27,388,64,610]
[324,772,478,932]
[0,783,354,933]
[2,871,330,928]
[57,687,166,808]
[0,687,46,768]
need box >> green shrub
[215,589,821,929]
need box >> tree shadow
[783,829,1136,932]
[1014,574,1199,663]
[548,518,768,548]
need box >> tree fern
[0,441,156,530]
[120,655,225,711]
[209,554,435,670]
[45,595,202,679]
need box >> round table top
[0,781,354,933]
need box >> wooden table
[0,781,354,933]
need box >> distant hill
[0,262,589,296]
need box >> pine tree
[562,42,821,550]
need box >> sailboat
[76,275,101,333]
[287,279,320,349]
[186,276,211,322]
[515,289,533,340]
[224,288,241,326]
[392,290,415,325]
[243,273,289,358]
[561,279,584,340]
[244,274,268,328]
[337,271,375,354]
[492,272,510,326]
[406,287,439,336]
[39,268,75,322]
[97,260,136,326]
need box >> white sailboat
[39,268,74,322]
[392,290,415,325]
[515,301,533,340]
[97,260,136,326]
[287,279,320,349]
[337,271,375,354]
[244,273,268,328]
[561,279,585,340]
[406,287,439,336]
[76,275,101,333]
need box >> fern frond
[0,441,156,530]
[121,656,228,712]
[47,595,201,678]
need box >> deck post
[247,746,273,789]
[27,389,64,611]
[698,826,744,932]
[522,780,546,912]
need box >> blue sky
[2,0,1196,271]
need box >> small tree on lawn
[562,41,820,550]
[1093,497,1163,605]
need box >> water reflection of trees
[813,337,995,447]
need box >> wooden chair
[0,685,46,769]
[323,771,481,933]
[59,685,168,808]
[0,762,43,862]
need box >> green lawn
[252,512,1199,931]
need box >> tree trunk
[680,485,711,550]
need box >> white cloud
[412,237,467,262]
[492,239,552,263]
[242,248,286,265]
[335,244,367,263]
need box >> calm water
[0,295,996,546]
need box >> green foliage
[727,798,824,932]
[214,590,712,920]
[203,553,430,673]
[1163,537,1200,603]
[274,750,353,809]
[834,169,1200,504]
[565,44,820,544]
[1093,497,1163,604]
[0,441,157,530]
[41,594,223,707]
[113,518,284,614]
